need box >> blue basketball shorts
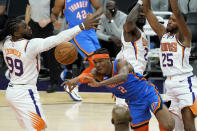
[70,29,101,59]
[127,84,163,129]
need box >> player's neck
[124,28,140,42]
[115,124,130,131]
[12,36,23,42]
[169,28,178,36]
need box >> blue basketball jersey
[64,0,93,28]
[104,60,150,101]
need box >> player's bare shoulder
[116,59,134,72]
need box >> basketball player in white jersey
[115,0,149,106]
[143,0,197,130]
[0,16,100,131]
[116,0,148,75]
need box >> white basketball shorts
[6,84,46,131]
[165,72,197,118]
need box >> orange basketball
[54,42,78,65]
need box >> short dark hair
[93,48,109,55]
[112,105,132,125]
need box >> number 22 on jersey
[118,86,127,93]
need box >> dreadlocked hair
[0,18,23,41]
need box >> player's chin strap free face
[77,54,110,83]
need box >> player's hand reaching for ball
[61,77,80,93]
[83,76,101,87]
[79,13,101,30]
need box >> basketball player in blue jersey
[143,0,197,130]
[62,48,175,131]
[52,0,103,101]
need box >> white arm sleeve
[26,25,81,58]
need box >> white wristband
[137,0,143,5]
[81,23,85,30]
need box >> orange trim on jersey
[66,23,69,29]
[24,40,30,52]
[169,76,172,80]
[134,33,142,43]
[11,38,24,42]
[141,78,147,81]
[133,124,149,131]
[190,98,197,116]
[133,34,142,60]
[175,35,185,66]
[130,119,150,128]
[130,72,147,81]
[159,125,167,131]
[29,112,45,130]
[92,54,110,59]
[73,37,94,57]
[133,42,138,59]
[36,55,39,71]
[148,83,162,113]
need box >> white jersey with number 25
[159,33,193,77]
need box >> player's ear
[111,118,114,124]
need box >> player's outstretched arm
[86,60,131,87]
[28,15,100,57]
[126,0,142,23]
[90,0,104,18]
[170,0,192,47]
[143,0,166,39]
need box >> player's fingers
[94,17,101,22]
[91,26,100,30]
[68,85,72,93]
[88,83,92,87]
[70,85,76,92]
[83,76,91,79]
[61,81,67,86]
[63,85,67,91]
[91,23,101,26]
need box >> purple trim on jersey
[28,89,41,117]
[24,41,30,52]
[182,47,185,66]
[131,42,137,59]
[175,35,185,47]
[188,75,196,103]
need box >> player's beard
[136,18,145,29]
[166,26,178,33]
[22,33,32,40]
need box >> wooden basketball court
[0,90,196,131]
